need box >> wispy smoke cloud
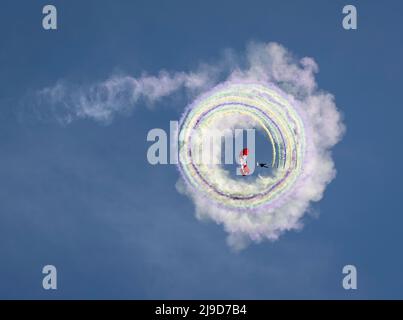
[29,42,345,249]
[32,67,219,124]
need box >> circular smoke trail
[176,42,345,250]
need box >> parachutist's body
[239,148,250,176]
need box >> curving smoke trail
[176,43,345,250]
[31,42,345,249]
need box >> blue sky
[0,0,402,299]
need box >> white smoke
[176,42,345,250]
[32,42,345,249]
[34,68,219,124]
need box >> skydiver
[239,148,250,176]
